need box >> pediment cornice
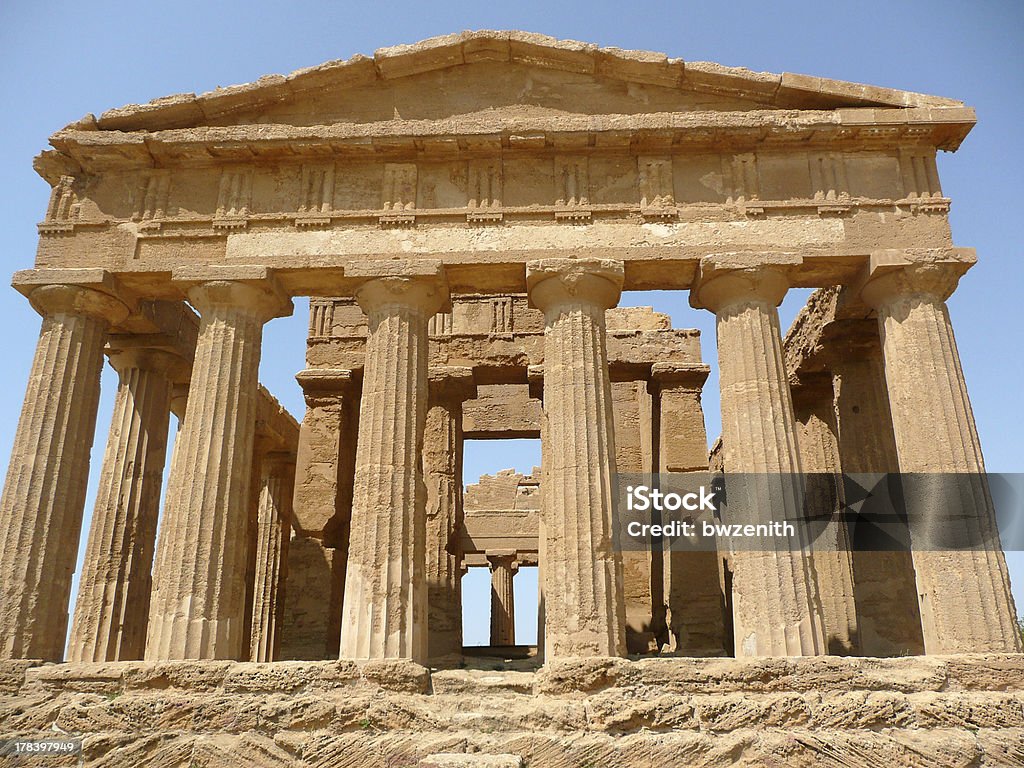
[66,31,961,134]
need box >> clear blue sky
[0,0,1021,649]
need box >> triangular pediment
[82,31,962,134]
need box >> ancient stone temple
[0,31,1021,767]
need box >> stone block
[360,659,431,693]
[420,755,523,768]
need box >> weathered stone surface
[0,30,1016,768]
[528,258,627,660]
[783,295,928,657]
[292,368,358,540]
[862,252,1021,655]
[425,367,474,659]
[0,283,128,661]
[487,554,517,647]
[249,452,294,662]
[68,347,182,663]
[420,755,522,768]
[145,278,292,661]
[339,266,449,661]
[692,257,826,657]
[650,362,723,657]
[790,374,858,656]
[279,536,345,661]
[0,656,1021,767]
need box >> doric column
[425,366,475,659]
[830,320,924,656]
[240,434,273,656]
[67,346,186,662]
[861,249,1021,653]
[250,450,295,662]
[528,364,548,659]
[0,282,128,661]
[487,552,518,646]
[691,254,826,657]
[146,274,291,660]
[527,258,627,659]
[339,263,449,661]
[790,373,858,656]
[649,362,726,656]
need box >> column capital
[526,258,624,313]
[689,253,801,313]
[348,260,450,317]
[486,550,519,573]
[187,281,292,322]
[428,365,477,403]
[172,266,292,322]
[106,347,191,381]
[861,248,975,310]
[169,383,189,421]
[26,284,130,326]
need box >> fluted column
[862,250,1021,653]
[791,373,858,656]
[0,283,128,660]
[146,277,291,660]
[166,383,190,465]
[425,366,475,659]
[340,265,449,661]
[145,384,188,651]
[240,434,272,656]
[527,258,626,659]
[528,364,548,659]
[67,347,185,662]
[250,451,294,662]
[830,321,924,656]
[691,254,826,657]
[488,552,518,646]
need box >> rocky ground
[1,654,1023,766]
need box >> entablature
[39,105,973,181]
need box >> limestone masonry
[0,30,1020,767]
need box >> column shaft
[250,453,294,662]
[528,258,627,659]
[68,350,175,661]
[864,259,1021,653]
[693,259,825,657]
[0,285,126,660]
[832,327,924,656]
[146,279,289,660]
[340,271,447,660]
[488,554,517,646]
[791,376,858,655]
